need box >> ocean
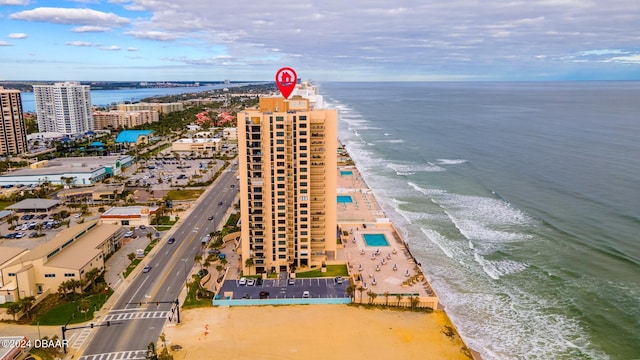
[320,82,640,360]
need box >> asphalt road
[77,163,239,360]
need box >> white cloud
[66,41,92,46]
[0,41,12,46]
[72,25,112,33]
[7,32,27,39]
[124,30,180,41]
[126,47,138,51]
[10,7,130,26]
[0,0,31,5]
[606,54,640,64]
[98,45,121,51]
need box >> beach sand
[161,304,471,360]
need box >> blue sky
[1,0,639,81]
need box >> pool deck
[336,164,439,308]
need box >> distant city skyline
[1,0,639,82]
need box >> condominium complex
[0,87,28,155]
[33,81,93,135]
[93,110,159,130]
[116,102,183,114]
[238,96,337,274]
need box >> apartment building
[238,96,337,274]
[0,87,28,155]
[116,102,183,114]
[33,82,93,135]
[93,110,159,130]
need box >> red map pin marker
[275,67,297,99]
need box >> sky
[1,0,639,81]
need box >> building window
[64,273,75,277]
[45,274,56,278]
[276,131,284,136]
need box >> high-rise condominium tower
[238,96,337,274]
[33,81,93,135]
[0,87,28,155]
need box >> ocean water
[320,82,640,360]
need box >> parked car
[335,276,344,284]
[288,278,295,285]
[246,279,256,286]
[238,277,247,285]
[256,278,263,286]
[259,291,269,299]
[302,291,310,298]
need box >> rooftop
[6,198,60,211]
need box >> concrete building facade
[238,96,337,274]
[93,110,159,130]
[0,221,122,304]
[0,87,28,156]
[116,102,183,114]
[33,82,93,135]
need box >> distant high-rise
[33,81,93,135]
[0,87,28,155]
[238,95,337,274]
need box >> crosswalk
[79,350,147,360]
[104,310,169,322]
[71,328,92,350]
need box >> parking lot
[218,277,351,300]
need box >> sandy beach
[162,305,471,360]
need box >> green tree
[346,284,356,301]
[367,290,377,305]
[85,268,101,288]
[194,254,203,270]
[6,302,22,320]
[383,291,390,306]
[396,294,403,306]
[19,296,36,320]
[244,258,254,276]
[357,286,365,304]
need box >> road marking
[104,311,169,322]
[78,350,147,360]
[71,327,92,350]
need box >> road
[76,163,238,360]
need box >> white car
[246,279,256,286]
[302,291,310,298]
[74,213,82,218]
[238,277,247,286]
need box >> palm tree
[194,254,203,270]
[85,268,101,289]
[357,286,365,304]
[19,296,36,320]
[384,291,390,306]
[244,258,254,276]
[346,285,356,301]
[369,291,379,305]
[7,302,22,320]
[396,294,403,307]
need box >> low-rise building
[0,220,122,305]
[171,137,221,153]
[100,206,159,227]
[223,127,237,140]
[0,155,134,187]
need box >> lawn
[0,200,12,210]
[182,277,213,309]
[34,289,114,326]
[166,189,204,200]
[296,264,348,278]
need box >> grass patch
[166,189,204,200]
[0,200,13,210]
[182,277,213,309]
[155,225,173,231]
[123,258,142,278]
[296,264,348,278]
[34,289,114,326]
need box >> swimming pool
[340,170,353,176]
[363,233,389,246]
[337,195,353,203]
